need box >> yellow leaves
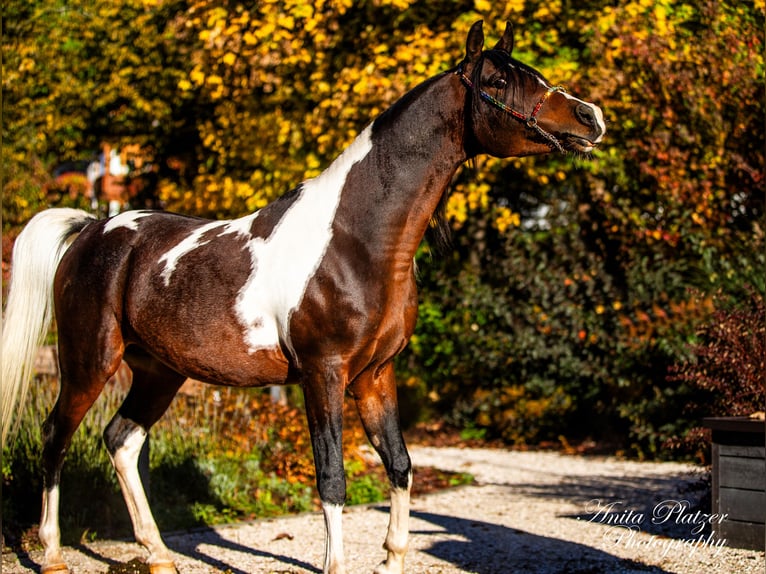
[161,0,598,222]
[494,207,521,233]
[245,192,269,212]
[206,74,224,99]
[446,192,468,227]
[202,131,215,149]
[466,182,490,211]
[277,14,295,30]
[497,0,526,24]
[474,0,492,13]
[19,57,35,72]
[352,76,369,95]
[243,31,257,45]
[190,67,205,86]
[206,7,228,29]
[328,0,353,14]
[653,3,669,36]
[533,2,559,21]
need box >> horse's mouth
[563,135,597,153]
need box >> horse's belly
[125,296,292,387]
[144,336,292,388]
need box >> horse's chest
[288,263,417,362]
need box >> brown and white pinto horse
[1,21,604,574]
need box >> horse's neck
[333,72,468,262]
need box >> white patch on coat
[103,210,155,234]
[158,220,226,285]
[149,125,373,353]
[235,125,373,353]
[157,214,258,286]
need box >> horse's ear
[493,22,514,54]
[465,20,484,65]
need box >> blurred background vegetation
[2,0,764,477]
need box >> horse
[1,21,604,574]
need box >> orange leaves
[162,385,375,488]
[615,296,715,351]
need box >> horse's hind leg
[103,347,185,574]
[350,362,412,574]
[39,337,124,574]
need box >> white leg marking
[322,502,345,574]
[108,416,173,567]
[374,472,412,574]
[40,485,66,569]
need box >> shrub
[665,289,766,462]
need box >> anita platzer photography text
[585,499,729,558]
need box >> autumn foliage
[3,0,764,457]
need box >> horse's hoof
[372,560,403,574]
[42,564,70,574]
[149,561,177,574]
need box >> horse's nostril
[575,103,596,128]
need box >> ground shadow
[164,527,322,574]
[7,464,708,573]
[16,527,323,574]
[405,509,672,574]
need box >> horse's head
[460,21,605,158]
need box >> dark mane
[372,71,450,131]
[426,191,452,254]
[468,49,552,123]
[372,71,457,254]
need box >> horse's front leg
[351,362,412,574]
[303,368,348,574]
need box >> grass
[2,374,473,551]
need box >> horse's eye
[492,77,507,90]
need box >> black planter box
[703,417,765,551]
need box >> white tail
[1,208,96,447]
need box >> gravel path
[3,446,764,573]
